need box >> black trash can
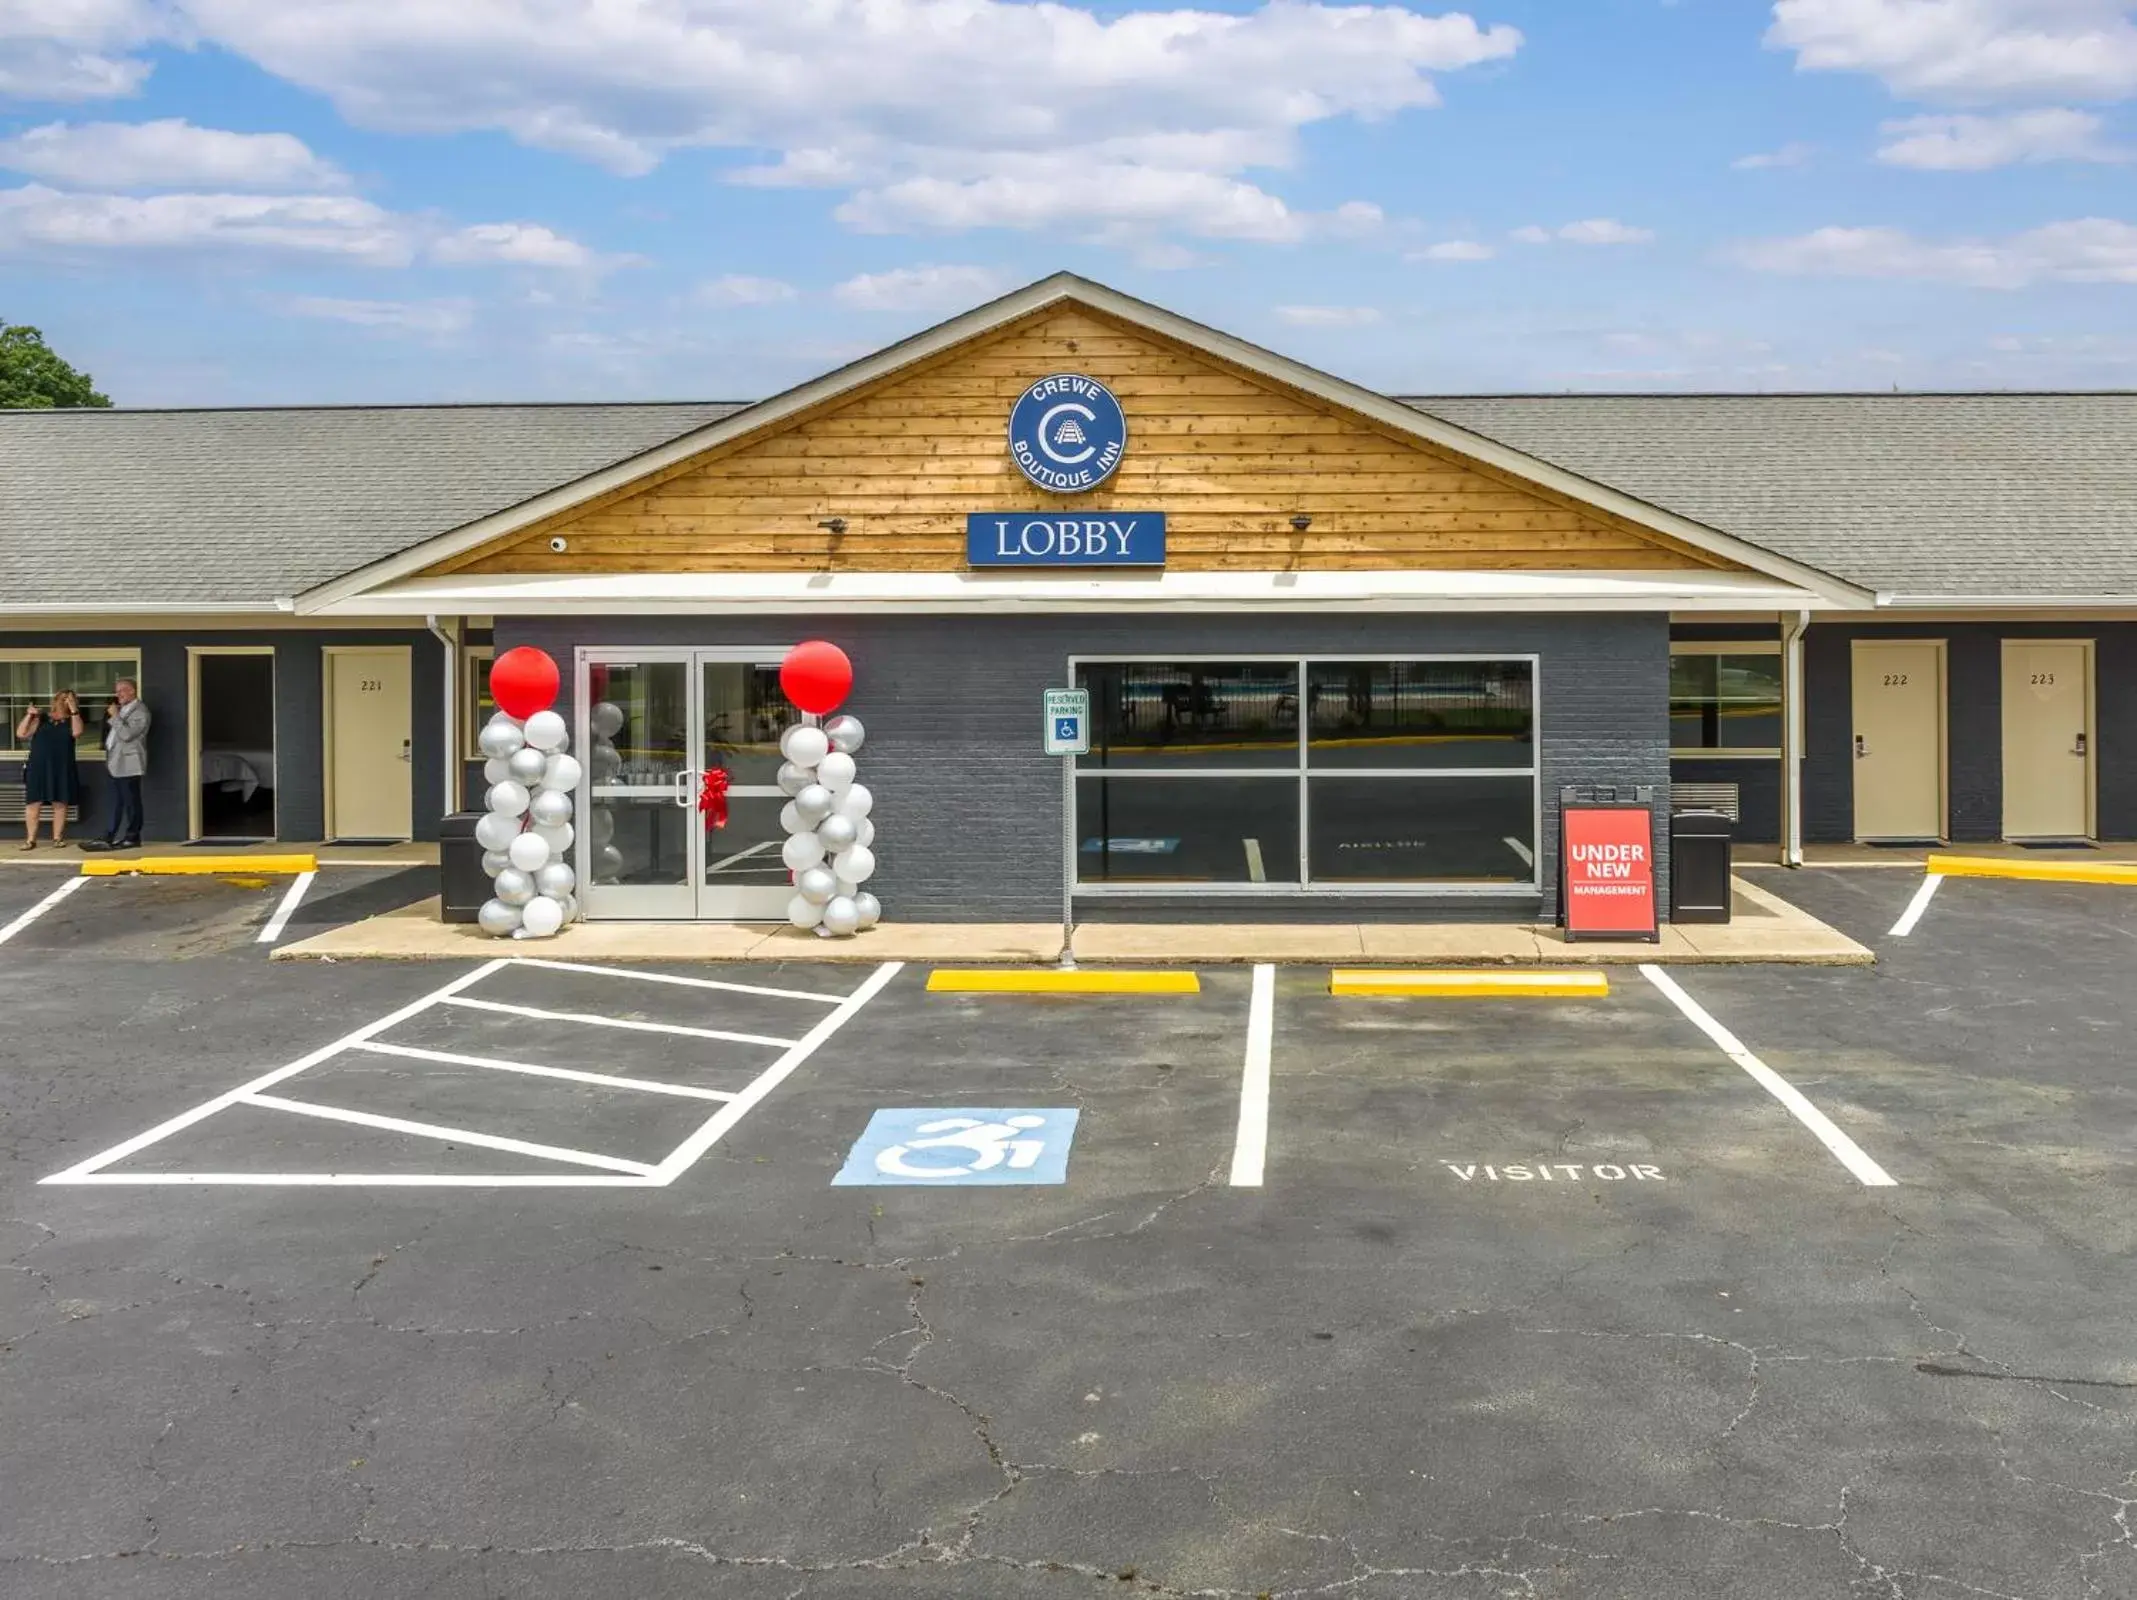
[438,811,489,924]
[1669,808,1733,924]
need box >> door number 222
[1882,673,1908,686]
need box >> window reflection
[1307,661,1533,769]
[1075,661,1299,770]
[1076,777,1299,883]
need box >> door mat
[1865,839,1942,848]
[2015,839,2097,850]
[183,837,271,847]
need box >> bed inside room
[194,652,277,839]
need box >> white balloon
[535,822,574,854]
[541,752,583,793]
[529,788,573,828]
[778,801,803,836]
[834,876,857,898]
[520,895,564,938]
[486,780,530,817]
[781,831,825,872]
[817,812,857,852]
[780,724,830,766]
[493,867,536,907]
[507,745,548,784]
[787,893,822,930]
[597,843,625,880]
[855,816,876,849]
[591,807,615,846]
[797,865,838,904]
[838,783,874,820]
[484,757,510,786]
[816,751,857,794]
[854,891,882,929]
[535,861,576,898]
[508,831,551,872]
[478,719,525,759]
[825,714,866,754]
[832,844,876,884]
[478,898,522,936]
[822,895,860,936]
[473,811,519,853]
[591,700,625,738]
[795,784,835,825]
[523,709,568,752]
[480,849,510,877]
[776,761,812,797]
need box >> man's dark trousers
[105,775,143,845]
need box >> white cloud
[837,162,1317,243]
[1275,304,1381,326]
[1509,223,1552,244]
[0,119,345,189]
[1734,141,1815,168]
[1511,219,1653,245]
[430,221,597,268]
[0,0,165,102]
[1876,106,2129,166]
[0,182,413,262]
[696,273,798,306]
[1412,238,1495,260]
[284,295,473,336]
[831,264,1005,312]
[1767,0,2137,103]
[1728,217,2137,286]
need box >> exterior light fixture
[1290,514,1312,532]
[818,517,848,536]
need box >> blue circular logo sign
[1007,373,1127,494]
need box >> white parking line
[0,874,86,948]
[255,869,317,944]
[442,994,799,1048]
[238,1092,657,1175]
[1228,963,1276,1187]
[1888,873,1944,938]
[356,1040,737,1101]
[1639,964,1897,1187]
[513,957,844,1004]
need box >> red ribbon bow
[698,767,730,828]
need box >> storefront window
[1670,649,1782,754]
[1071,657,1538,889]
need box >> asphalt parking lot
[1,864,2132,1599]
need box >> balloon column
[474,646,582,940]
[776,641,880,937]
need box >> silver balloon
[781,831,825,872]
[786,893,822,929]
[493,867,536,907]
[478,718,525,760]
[541,752,583,793]
[776,761,812,797]
[473,811,519,853]
[837,782,873,820]
[535,821,574,854]
[778,800,803,836]
[477,898,522,936]
[591,700,625,738]
[590,743,622,780]
[535,860,576,898]
[797,865,838,904]
[817,812,858,852]
[824,714,866,754]
[591,807,615,846]
[854,890,882,929]
[822,895,861,936]
[556,891,579,925]
[529,787,574,828]
[597,843,625,881]
[480,849,510,877]
[507,745,548,784]
[855,816,876,850]
[794,783,835,825]
[483,757,510,786]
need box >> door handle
[2072,732,2088,757]
[675,768,694,808]
[1854,734,1866,759]
[398,738,411,764]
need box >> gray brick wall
[501,612,1671,922]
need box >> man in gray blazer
[86,678,150,850]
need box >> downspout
[427,615,459,816]
[1782,609,1810,867]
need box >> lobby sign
[1559,804,1659,942]
[966,512,1166,567]
[1007,372,1127,493]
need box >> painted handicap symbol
[833,1107,1079,1186]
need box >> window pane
[703,663,801,786]
[1075,662,1299,770]
[1307,660,1532,769]
[464,653,495,757]
[1307,776,1535,883]
[1670,651,1781,750]
[2,657,135,754]
[1077,776,1299,884]
[589,662,690,784]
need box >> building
[5,273,2133,922]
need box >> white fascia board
[315,568,1833,617]
[293,271,1873,615]
[1874,593,2137,609]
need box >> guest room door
[324,646,413,842]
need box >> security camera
[548,536,569,553]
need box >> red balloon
[490,646,560,720]
[780,640,853,716]
[588,664,610,701]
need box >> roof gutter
[1874,593,2137,609]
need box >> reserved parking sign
[1560,804,1659,941]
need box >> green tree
[0,320,112,408]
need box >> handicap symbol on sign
[1054,717,1080,742]
[833,1107,1080,1186]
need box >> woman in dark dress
[17,690,83,849]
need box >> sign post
[1559,799,1659,942]
[1044,689,1090,966]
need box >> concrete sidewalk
[273,873,1870,966]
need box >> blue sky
[1,1,2132,405]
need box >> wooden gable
[429,306,1744,577]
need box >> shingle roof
[1406,392,2137,598]
[0,402,744,608]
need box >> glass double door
[576,648,800,920]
